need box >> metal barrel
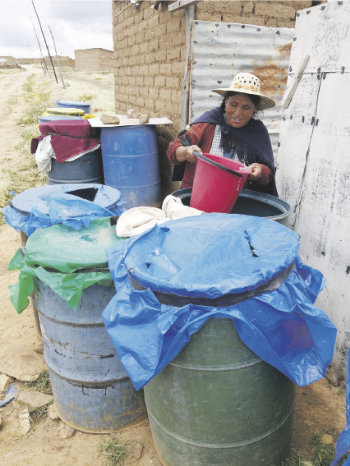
[36,282,147,433]
[56,100,91,114]
[101,125,161,209]
[48,149,104,185]
[172,188,291,225]
[38,115,81,124]
[144,318,295,465]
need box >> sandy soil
[0,65,346,465]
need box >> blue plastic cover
[3,183,123,236]
[331,349,350,465]
[102,214,337,390]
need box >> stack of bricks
[113,0,314,132]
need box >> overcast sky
[0,0,113,59]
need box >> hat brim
[212,88,275,110]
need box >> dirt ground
[0,65,346,465]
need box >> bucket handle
[193,151,243,178]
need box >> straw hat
[212,72,275,110]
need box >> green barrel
[144,318,295,466]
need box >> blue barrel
[38,115,81,124]
[101,125,161,209]
[56,100,91,114]
[10,183,122,219]
[7,183,122,338]
[36,282,146,432]
[172,188,291,225]
[48,149,104,185]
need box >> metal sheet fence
[190,21,295,158]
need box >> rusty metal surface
[190,21,294,157]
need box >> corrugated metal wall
[277,1,350,382]
[190,21,294,158]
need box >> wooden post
[48,25,66,89]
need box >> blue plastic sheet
[3,183,124,237]
[0,384,18,407]
[331,349,350,465]
[102,214,337,390]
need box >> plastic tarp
[3,184,124,237]
[8,217,124,312]
[102,214,337,390]
[331,349,350,465]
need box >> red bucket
[190,153,252,213]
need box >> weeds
[24,370,53,395]
[0,72,48,223]
[282,431,339,466]
[338,380,346,396]
[311,432,335,466]
[78,94,94,102]
[281,457,302,466]
[29,402,52,424]
[99,438,129,465]
[17,73,50,125]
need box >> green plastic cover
[8,217,123,312]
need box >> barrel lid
[120,214,300,298]
[46,107,85,116]
[56,100,90,107]
[11,183,121,215]
[39,115,81,122]
[25,217,123,273]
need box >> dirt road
[0,65,346,465]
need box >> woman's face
[224,94,256,128]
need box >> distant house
[74,48,113,72]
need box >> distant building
[74,48,113,72]
[0,56,21,68]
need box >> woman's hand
[175,145,201,164]
[248,163,271,186]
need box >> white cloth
[162,194,202,220]
[35,136,53,174]
[116,195,203,238]
[35,136,101,176]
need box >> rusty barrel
[35,282,146,433]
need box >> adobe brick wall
[113,1,186,131]
[15,56,74,67]
[75,48,113,71]
[112,0,315,197]
[196,1,313,27]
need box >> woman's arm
[167,123,215,165]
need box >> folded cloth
[162,194,203,220]
[31,120,100,163]
[116,207,167,237]
[116,196,203,238]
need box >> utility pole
[30,17,48,73]
[48,25,66,89]
[31,0,58,83]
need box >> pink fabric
[31,120,100,163]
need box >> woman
[167,72,278,196]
